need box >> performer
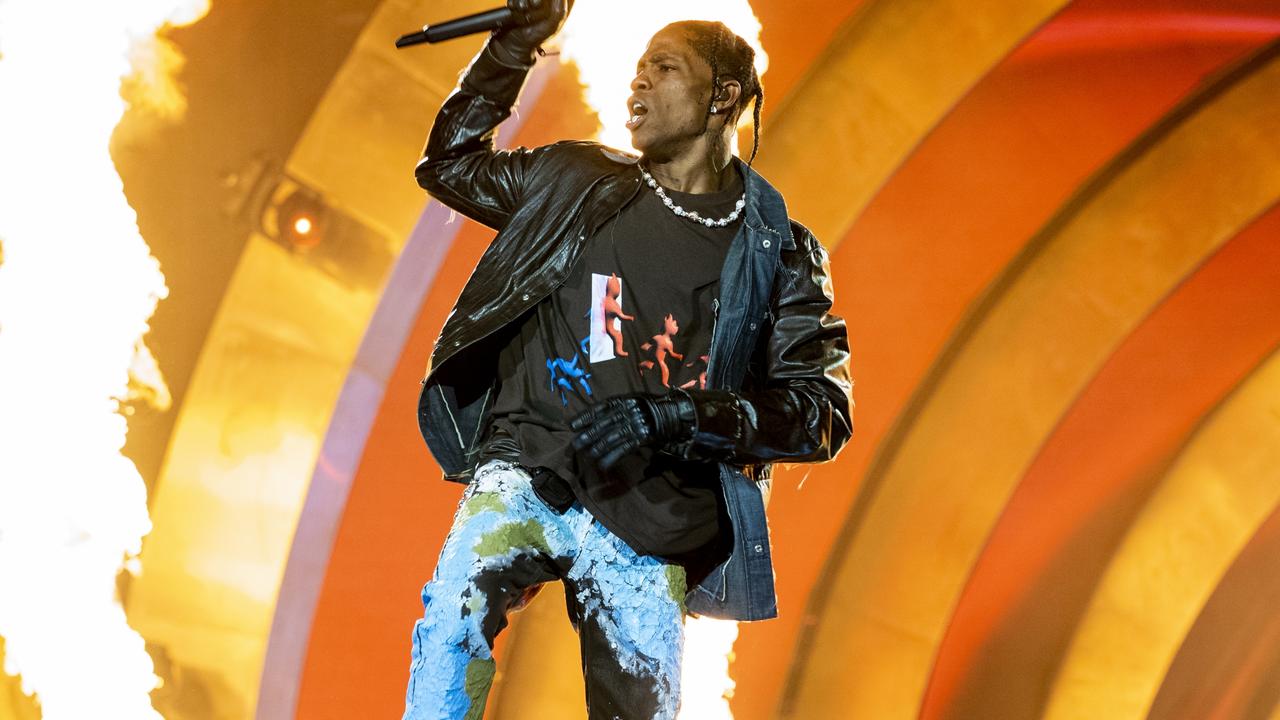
[404,0,852,718]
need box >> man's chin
[630,134,675,163]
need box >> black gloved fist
[495,0,573,63]
[570,392,696,471]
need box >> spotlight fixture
[274,188,327,251]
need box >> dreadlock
[663,20,765,166]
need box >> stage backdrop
[61,1,1280,719]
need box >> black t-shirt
[480,167,744,557]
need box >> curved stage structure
[48,1,1280,718]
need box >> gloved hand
[570,392,696,471]
[492,0,573,64]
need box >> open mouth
[626,99,648,130]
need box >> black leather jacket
[414,41,853,620]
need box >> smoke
[558,0,768,153]
[0,0,207,716]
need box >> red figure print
[602,273,634,357]
[639,313,684,387]
[679,354,710,390]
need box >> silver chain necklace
[638,165,746,228]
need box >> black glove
[492,0,573,64]
[570,392,696,471]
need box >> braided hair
[663,20,765,166]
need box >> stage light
[273,188,327,252]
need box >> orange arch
[736,2,1280,715]
[921,203,1280,720]
[1148,504,1280,720]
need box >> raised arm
[414,0,571,230]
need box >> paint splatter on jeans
[404,460,686,720]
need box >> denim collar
[735,156,795,249]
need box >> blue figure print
[547,336,593,406]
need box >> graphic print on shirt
[590,273,634,362]
[574,271,713,391]
[639,314,686,387]
[679,354,709,390]
[547,336,593,406]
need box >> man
[404,1,852,718]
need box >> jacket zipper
[708,297,721,389]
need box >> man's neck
[643,151,739,195]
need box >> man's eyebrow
[637,52,683,70]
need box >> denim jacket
[414,42,853,621]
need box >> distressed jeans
[403,460,687,720]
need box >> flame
[557,3,767,717]
[559,0,768,153]
[679,616,740,719]
[0,0,208,716]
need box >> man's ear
[714,77,743,114]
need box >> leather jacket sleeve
[414,40,548,231]
[682,226,854,465]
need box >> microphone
[396,7,514,48]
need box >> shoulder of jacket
[785,218,810,239]
[786,219,831,264]
[527,141,637,183]
[538,140,637,165]
[786,219,816,250]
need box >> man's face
[626,27,714,160]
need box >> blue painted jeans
[404,460,686,720]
